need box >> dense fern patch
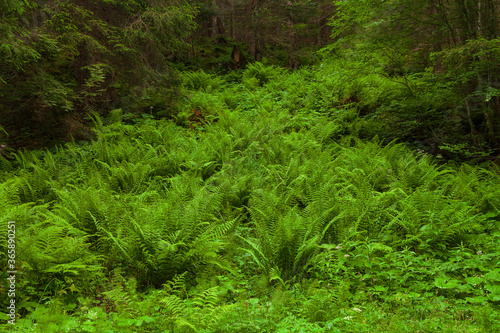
[1,64,499,332]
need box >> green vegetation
[0,0,196,146]
[1,0,499,332]
[1,63,500,332]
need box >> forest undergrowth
[1,62,500,332]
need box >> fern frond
[160,295,185,316]
[192,286,219,309]
[90,212,132,260]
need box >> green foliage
[2,0,500,330]
[243,62,283,87]
[326,0,500,159]
[1,66,499,333]
[0,0,197,144]
[182,70,223,92]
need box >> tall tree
[188,0,333,66]
[0,0,196,146]
[330,0,500,149]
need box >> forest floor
[1,64,499,332]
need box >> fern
[182,69,223,92]
[243,62,282,86]
[101,268,138,313]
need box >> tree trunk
[211,0,218,39]
[231,0,236,39]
